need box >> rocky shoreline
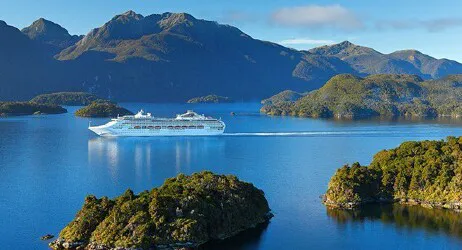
[322,194,462,212]
[50,212,273,250]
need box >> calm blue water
[1,103,462,249]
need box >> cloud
[376,18,462,32]
[271,5,363,31]
[279,38,336,46]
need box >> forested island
[0,102,66,116]
[323,136,462,210]
[50,171,272,250]
[75,101,132,117]
[30,92,104,106]
[261,74,462,118]
[187,94,233,103]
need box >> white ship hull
[89,125,225,137]
[88,110,225,137]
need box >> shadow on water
[327,203,462,238]
[199,222,270,250]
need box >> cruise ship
[88,110,226,137]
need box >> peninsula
[323,136,462,211]
[261,74,462,118]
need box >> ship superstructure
[89,110,225,137]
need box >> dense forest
[75,101,132,117]
[187,94,232,103]
[324,136,462,210]
[50,171,271,249]
[0,102,66,116]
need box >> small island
[0,102,67,116]
[30,92,105,106]
[50,171,272,250]
[75,101,133,117]
[323,136,462,211]
[261,74,462,118]
[187,94,232,103]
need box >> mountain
[308,41,462,79]
[51,11,356,102]
[388,50,462,79]
[0,20,70,100]
[308,41,380,59]
[22,18,82,49]
[0,11,461,102]
[261,74,462,118]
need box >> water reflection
[88,137,121,180]
[327,204,462,238]
[200,222,270,250]
[87,137,226,183]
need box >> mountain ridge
[0,11,461,102]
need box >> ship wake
[221,131,396,137]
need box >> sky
[0,0,461,62]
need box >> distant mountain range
[309,41,462,79]
[0,11,461,102]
